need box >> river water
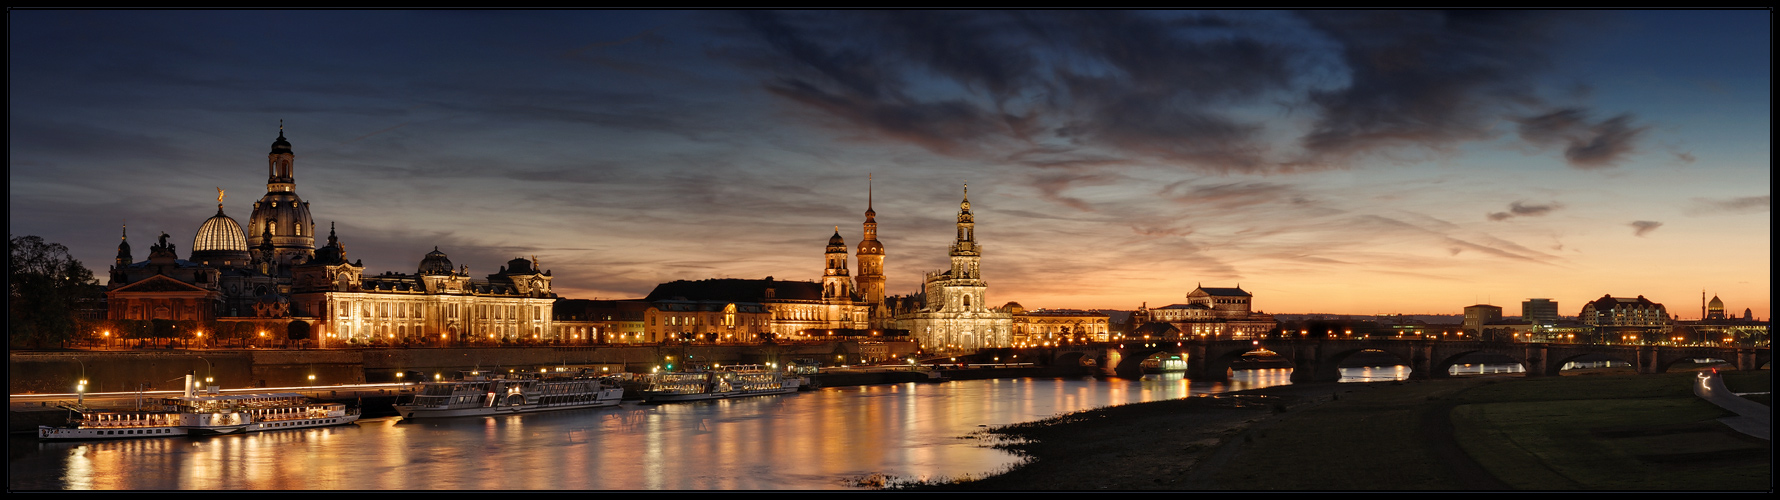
[11,363,1554,490]
[11,370,1302,490]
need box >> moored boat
[37,374,358,441]
[640,367,801,403]
[394,374,624,419]
[1140,354,1188,374]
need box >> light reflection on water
[13,374,1293,490]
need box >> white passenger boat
[640,367,802,403]
[394,375,625,419]
[37,375,359,441]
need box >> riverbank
[903,368,1771,490]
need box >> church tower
[856,175,887,327]
[949,184,980,280]
[110,224,132,286]
[247,121,317,273]
[823,227,854,301]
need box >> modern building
[888,186,1013,351]
[1522,298,1559,325]
[1462,304,1503,336]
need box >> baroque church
[887,186,1014,351]
[105,125,559,345]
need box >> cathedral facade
[889,186,1013,351]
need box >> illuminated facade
[889,186,1013,350]
[1003,302,1110,345]
[1580,294,1670,327]
[289,234,558,344]
[1132,285,1276,340]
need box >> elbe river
[15,364,1546,490]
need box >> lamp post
[73,357,88,405]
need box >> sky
[9,10,1770,319]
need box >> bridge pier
[1186,344,1227,381]
[1284,341,1342,383]
[1521,345,1551,377]
[1407,343,1434,380]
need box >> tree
[9,235,98,348]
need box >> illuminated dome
[1708,295,1725,319]
[190,205,252,268]
[418,247,455,275]
[826,229,847,253]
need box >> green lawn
[1450,370,1770,490]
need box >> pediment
[111,274,209,293]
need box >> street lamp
[72,357,89,404]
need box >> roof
[1017,309,1109,317]
[643,278,823,302]
[1192,286,1251,297]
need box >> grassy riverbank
[902,368,1770,490]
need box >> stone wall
[9,341,911,394]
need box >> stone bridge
[982,341,1769,382]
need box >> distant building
[1580,294,1669,327]
[1463,304,1503,336]
[1522,298,1559,325]
[1131,285,1276,340]
[1580,294,1671,344]
[1682,294,1769,347]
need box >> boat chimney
[185,372,196,397]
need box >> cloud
[1161,181,1296,210]
[1684,195,1769,216]
[721,11,1641,174]
[1487,200,1562,221]
[1630,220,1662,236]
[1514,108,1647,169]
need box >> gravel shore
[897,381,1354,490]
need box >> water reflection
[1339,365,1413,382]
[14,376,1295,490]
